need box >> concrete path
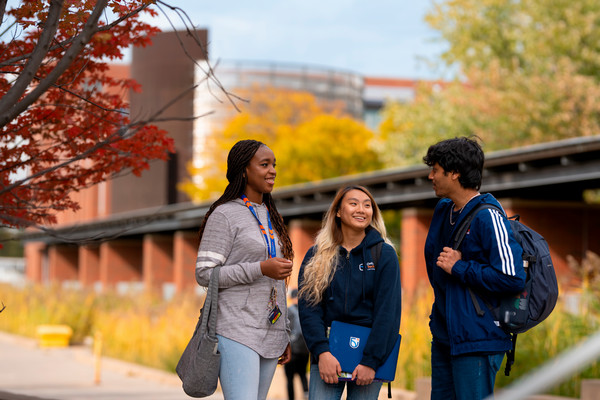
[0,331,414,400]
[0,331,224,400]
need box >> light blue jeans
[217,335,279,400]
[308,363,383,400]
[431,341,505,400]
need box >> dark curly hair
[198,139,294,261]
[423,136,484,190]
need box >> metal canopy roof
[23,136,600,244]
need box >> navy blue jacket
[425,193,526,355]
[298,227,402,370]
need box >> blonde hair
[298,186,391,306]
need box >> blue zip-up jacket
[298,227,402,370]
[424,193,526,356]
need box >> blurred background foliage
[0,251,599,398]
[179,86,383,202]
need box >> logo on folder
[349,336,360,349]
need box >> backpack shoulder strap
[452,203,504,250]
[370,241,383,267]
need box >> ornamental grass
[0,265,599,398]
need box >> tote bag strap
[199,266,220,339]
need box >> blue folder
[328,320,401,382]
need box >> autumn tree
[380,0,600,167]
[0,0,222,228]
[180,86,382,201]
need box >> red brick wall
[48,245,78,281]
[173,231,199,292]
[400,208,434,299]
[143,234,174,290]
[288,219,321,290]
[24,243,45,282]
[79,245,100,286]
[503,200,600,288]
[402,200,600,298]
[99,240,143,287]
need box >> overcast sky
[144,0,448,79]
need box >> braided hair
[198,139,294,261]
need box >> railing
[490,329,600,400]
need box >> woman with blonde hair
[298,185,401,399]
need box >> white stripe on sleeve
[489,209,516,276]
[196,261,218,268]
[197,250,226,263]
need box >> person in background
[298,185,401,400]
[195,139,294,400]
[423,136,526,400]
[284,288,309,400]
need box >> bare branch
[52,84,128,115]
[155,0,248,112]
[0,0,7,27]
[3,206,178,246]
[0,0,63,114]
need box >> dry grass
[0,272,599,397]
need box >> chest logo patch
[358,262,376,271]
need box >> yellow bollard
[35,325,73,348]
[94,331,102,385]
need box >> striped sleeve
[488,208,516,276]
[450,204,525,294]
[196,250,226,268]
[195,210,232,286]
[195,205,264,288]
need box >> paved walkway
[0,331,225,400]
[0,331,414,400]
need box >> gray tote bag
[176,266,221,397]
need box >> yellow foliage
[275,114,382,186]
[180,86,382,201]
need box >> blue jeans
[431,341,504,400]
[217,335,279,400]
[308,363,383,400]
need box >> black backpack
[452,203,559,375]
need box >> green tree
[380,0,600,167]
[179,86,382,201]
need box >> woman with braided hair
[195,139,294,400]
